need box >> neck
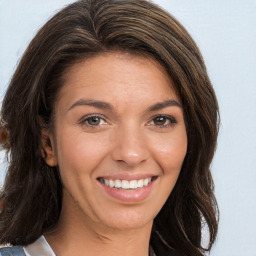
[45,193,153,256]
[45,220,152,256]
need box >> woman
[0,0,219,255]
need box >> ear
[41,129,57,167]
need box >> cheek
[56,130,110,178]
[149,130,187,172]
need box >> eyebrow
[147,100,182,112]
[68,99,181,112]
[68,99,114,111]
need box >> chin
[98,208,155,231]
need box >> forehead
[56,52,180,110]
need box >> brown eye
[86,116,101,126]
[153,116,167,126]
[149,115,177,128]
[78,114,109,129]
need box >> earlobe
[41,129,57,167]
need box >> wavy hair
[0,0,219,255]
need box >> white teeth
[121,180,130,189]
[137,179,144,188]
[109,179,114,188]
[100,177,153,190]
[129,180,137,189]
[143,178,149,186]
[115,180,122,188]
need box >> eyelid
[78,114,109,126]
[146,114,177,128]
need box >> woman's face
[45,52,187,231]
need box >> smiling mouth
[98,176,157,190]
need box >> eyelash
[78,114,109,127]
[147,115,177,128]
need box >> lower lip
[99,179,156,203]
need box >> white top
[23,236,55,256]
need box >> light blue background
[0,1,256,255]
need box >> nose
[111,125,149,167]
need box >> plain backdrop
[0,1,256,255]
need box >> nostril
[112,145,149,166]
[110,129,150,166]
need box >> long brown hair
[0,0,219,255]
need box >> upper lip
[97,174,158,181]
